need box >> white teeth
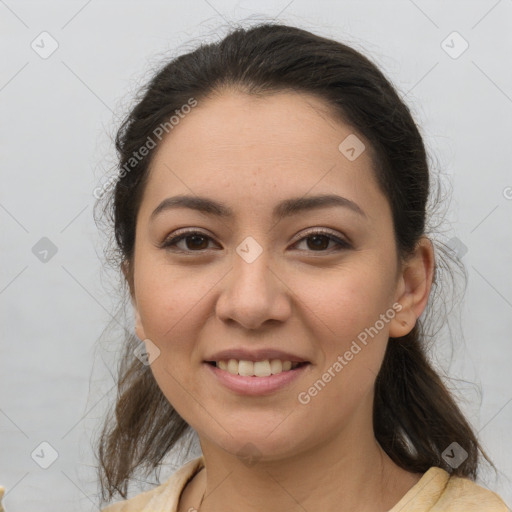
[214,358,301,376]
[227,359,238,375]
[238,360,254,377]
[270,359,282,374]
[254,360,271,377]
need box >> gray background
[1,0,511,510]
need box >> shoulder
[435,470,510,511]
[101,456,205,512]
[390,467,510,512]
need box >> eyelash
[160,228,351,254]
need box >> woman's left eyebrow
[275,194,367,220]
[150,193,367,222]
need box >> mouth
[205,359,310,377]
[204,358,311,395]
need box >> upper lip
[204,348,310,363]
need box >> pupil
[185,235,329,251]
[188,235,207,250]
[308,235,328,250]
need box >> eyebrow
[150,194,367,222]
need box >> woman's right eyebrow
[149,194,367,222]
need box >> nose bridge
[216,237,290,329]
[234,240,272,293]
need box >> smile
[207,359,306,377]
[204,360,311,396]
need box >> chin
[201,424,309,464]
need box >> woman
[94,23,509,511]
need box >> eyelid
[160,227,352,252]
[159,228,217,250]
[290,227,351,247]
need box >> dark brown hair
[93,22,493,503]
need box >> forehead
[139,90,388,223]
[152,90,368,165]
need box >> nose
[215,246,292,330]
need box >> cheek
[291,261,394,397]
[133,260,227,411]
[295,279,391,431]
[296,261,395,345]
[134,265,209,413]
[134,261,213,342]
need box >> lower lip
[204,362,310,396]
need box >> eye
[292,229,351,252]
[160,228,351,254]
[160,230,219,253]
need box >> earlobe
[389,237,435,338]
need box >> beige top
[99,456,510,512]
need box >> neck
[194,402,421,512]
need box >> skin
[127,89,435,512]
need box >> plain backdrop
[1,1,511,510]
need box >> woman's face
[130,90,406,460]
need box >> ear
[389,236,435,338]
[122,260,147,341]
[133,306,146,342]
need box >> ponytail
[374,324,491,478]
